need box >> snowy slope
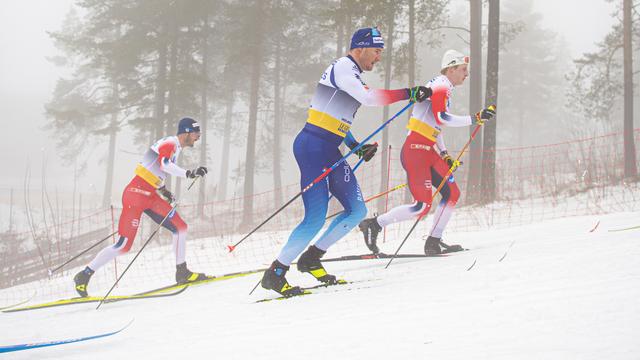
[1,212,639,360]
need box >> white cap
[441,50,469,70]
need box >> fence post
[110,205,118,283]
[9,188,14,232]
[383,145,392,244]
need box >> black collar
[346,55,363,73]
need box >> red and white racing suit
[88,136,190,271]
[376,75,474,238]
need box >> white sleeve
[437,112,473,127]
[333,60,408,106]
[160,158,188,178]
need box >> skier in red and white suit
[359,50,496,255]
[73,118,209,297]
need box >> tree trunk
[198,14,210,217]
[154,23,168,141]
[102,81,119,208]
[380,9,396,212]
[336,0,344,58]
[407,0,415,116]
[218,86,234,201]
[242,1,264,227]
[623,0,638,178]
[343,3,351,54]
[166,15,178,192]
[404,0,415,204]
[102,107,118,208]
[273,31,283,206]
[481,0,499,203]
[466,0,483,204]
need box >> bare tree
[467,0,483,203]
[481,0,500,203]
[623,0,638,178]
[241,0,266,228]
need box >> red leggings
[400,132,460,214]
[116,176,187,252]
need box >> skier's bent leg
[313,200,366,251]
[313,166,367,251]
[276,184,329,266]
[298,169,365,284]
[377,201,429,227]
[376,135,435,229]
[428,163,461,238]
[145,202,188,265]
[88,205,143,271]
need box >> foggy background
[0,0,632,233]
[1,3,639,356]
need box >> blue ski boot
[261,260,305,297]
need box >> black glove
[475,105,496,125]
[407,86,432,103]
[186,166,208,178]
[441,151,462,172]
[156,186,175,204]
[355,143,378,162]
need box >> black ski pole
[228,102,415,253]
[48,230,117,276]
[96,177,200,309]
[248,279,261,295]
[384,215,423,269]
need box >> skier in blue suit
[260,27,432,296]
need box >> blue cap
[177,117,200,135]
[350,27,384,49]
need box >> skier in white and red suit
[359,50,496,256]
[73,118,209,297]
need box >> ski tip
[466,259,477,271]
[227,245,235,253]
[589,220,600,233]
[122,318,135,331]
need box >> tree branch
[456,33,470,46]
[434,25,471,34]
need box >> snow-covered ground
[1,211,639,359]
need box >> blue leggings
[276,130,367,265]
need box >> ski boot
[73,267,94,297]
[424,236,443,256]
[358,217,382,254]
[261,260,305,297]
[175,262,208,284]
[297,245,342,285]
[439,239,465,253]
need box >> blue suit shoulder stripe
[329,65,339,90]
